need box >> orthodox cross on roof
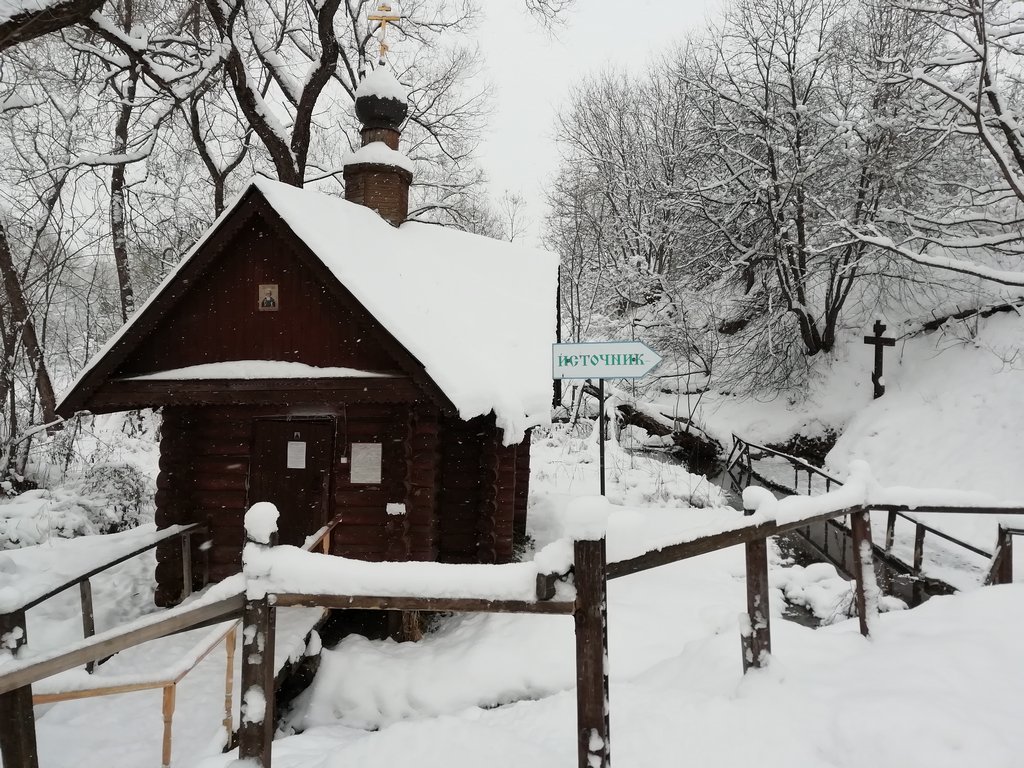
[368,2,401,63]
[863,319,896,399]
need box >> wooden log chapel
[57,65,557,608]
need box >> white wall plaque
[350,443,382,484]
[286,441,307,469]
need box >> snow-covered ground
[3,426,1021,767]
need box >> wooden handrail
[729,434,999,571]
[14,522,209,613]
[0,593,244,696]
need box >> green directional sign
[552,341,662,380]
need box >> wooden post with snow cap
[849,508,878,637]
[238,502,279,767]
[741,488,773,672]
[568,496,612,768]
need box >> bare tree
[851,0,1024,286]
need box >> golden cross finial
[368,3,401,63]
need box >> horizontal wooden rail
[271,593,576,614]
[0,593,244,696]
[15,523,208,613]
[608,507,857,580]
[731,434,844,485]
[870,504,1024,516]
[730,434,1009,576]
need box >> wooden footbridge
[725,436,1016,600]
[2,489,1022,768]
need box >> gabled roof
[59,177,558,443]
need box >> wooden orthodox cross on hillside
[368,3,401,62]
[864,320,895,399]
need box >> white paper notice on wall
[286,441,307,470]
[350,443,382,484]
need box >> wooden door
[249,418,334,547]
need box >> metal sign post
[552,341,663,496]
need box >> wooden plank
[271,594,576,614]
[0,595,244,695]
[573,538,610,768]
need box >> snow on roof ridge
[342,141,414,174]
[355,65,408,103]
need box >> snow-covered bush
[0,462,154,549]
[73,463,154,533]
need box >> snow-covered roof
[355,66,408,103]
[62,177,559,443]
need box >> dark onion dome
[354,66,409,130]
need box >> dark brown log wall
[513,432,532,548]
[437,415,520,564]
[117,220,402,377]
[155,407,259,605]
[404,405,440,561]
[437,416,486,563]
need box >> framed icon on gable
[258,283,279,311]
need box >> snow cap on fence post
[244,502,279,545]
[564,495,612,541]
[742,486,776,516]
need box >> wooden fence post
[573,537,610,768]
[0,608,39,768]
[912,523,926,574]
[161,684,176,768]
[988,525,1013,585]
[80,579,96,673]
[238,507,278,767]
[741,505,771,672]
[849,508,878,637]
[998,526,1013,584]
[884,511,897,552]
[223,624,238,746]
[237,593,275,766]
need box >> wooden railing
[0,522,209,675]
[0,514,345,768]
[727,434,998,582]
[4,500,1022,768]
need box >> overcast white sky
[473,0,723,243]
